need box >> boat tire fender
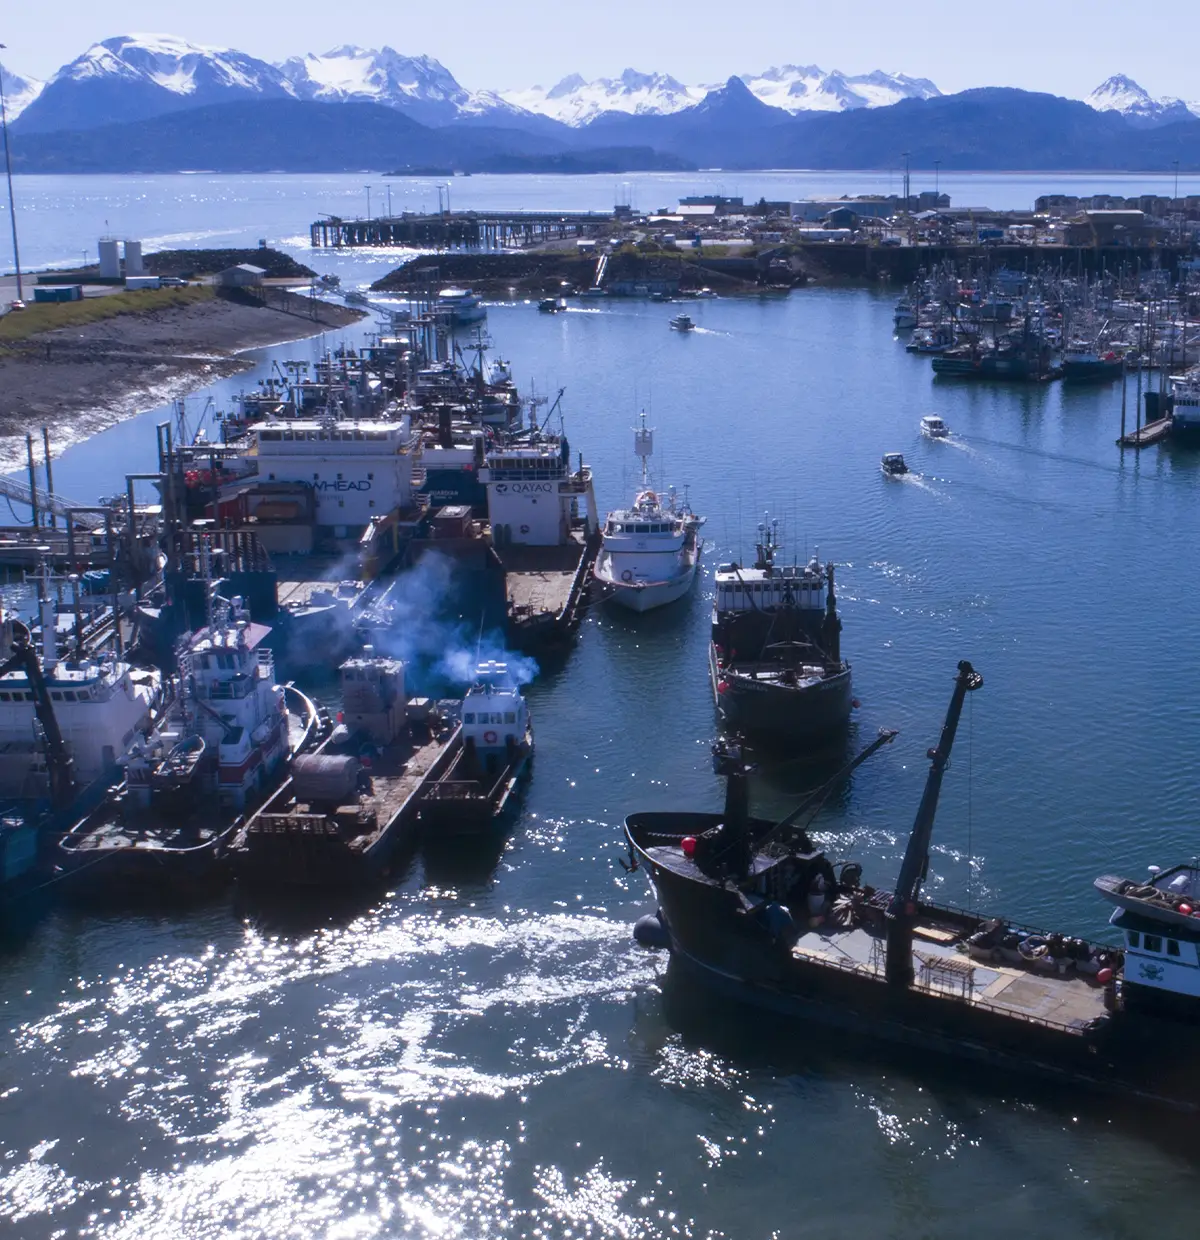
[621,570,634,583]
[633,910,671,950]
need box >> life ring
[483,730,498,744]
[621,569,634,582]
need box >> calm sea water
[3,178,1200,1237]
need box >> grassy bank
[0,285,215,346]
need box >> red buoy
[681,836,697,858]
[717,681,729,695]
[1182,904,1194,916]
[1096,968,1114,985]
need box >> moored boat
[437,287,487,327]
[709,521,851,740]
[57,601,318,898]
[593,419,704,613]
[420,661,533,839]
[231,651,461,888]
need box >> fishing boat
[1170,374,1200,446]
[436,287,487,327]
[624,662,1200,1113]
[920,415,950,439]
[1062,341,1124,383]
[58,599,318,897]
[593,419,704,613]
[232,651,461,888]
[669,313,696,332]
[881,452,909,476]
[906,324,955,355]
[893,300,916,330]
[420,661,533,838]
[709,520,851,739]
[0,599,162,802]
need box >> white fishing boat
[893,300,917,330]
[0,600,161,801]
[593,418,704,613]
[669,313,695,332]
[437,287,487,327]
[920,415,950,439]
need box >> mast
[884,660,983,988]
[822,562,841,662]
[633,413,653,491]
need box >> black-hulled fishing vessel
[626,662,1200,1111]
[709,521,851,739]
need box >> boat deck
[252,729,460,850]
[791,923,1109,1035]
[497,538,586,619]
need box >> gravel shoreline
[0,293,365,471]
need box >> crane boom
[0,621,75,810]
[884,660,983,988]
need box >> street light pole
[934,159,941,200]
[0,47,24,302]
[364,184,372,221]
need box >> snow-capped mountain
[17,34,292,132]
[0,64,44,120]
[1085,74,1199,125]
[503,64,939,126]
[277,46,490,126]
[501,70,702,126]
[737,66,941,113]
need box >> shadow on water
[419,832,512,889]
[654,957,1200,1158]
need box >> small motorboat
[881,452,909,477]
[695,288,717,299]
[920,415,950,439]
[538,297,567,313]
[669,313,695,332]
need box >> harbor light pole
[902,151,911,209]
[1173,160,1180,202]
[934,159,941,200]
[0,46,24,302]
[364,184,372,221]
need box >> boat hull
[710,646,852,738]
[598,559,699,613]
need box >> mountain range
[5,36,1200,175]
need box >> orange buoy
[681,836,697,858]
[1096,967,1114,985]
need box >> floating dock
[1117,418,1172,449]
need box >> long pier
[310,210,613,251]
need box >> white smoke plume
[360,551,538,694]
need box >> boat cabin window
[0,693,8,702]
[463,713,475,723]
[64,691,76,702]
[504,712,516,723]
[1128,931,1139,948]
[1144,934,1163,953]
[1168,940,1181,957]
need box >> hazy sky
[4,0,1198,101]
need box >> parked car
[158,277,188,287]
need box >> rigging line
[967,689,974,915]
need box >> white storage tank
[98,239,120,278]
[123,240,144,275]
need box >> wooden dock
[1117,418,1172,449]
